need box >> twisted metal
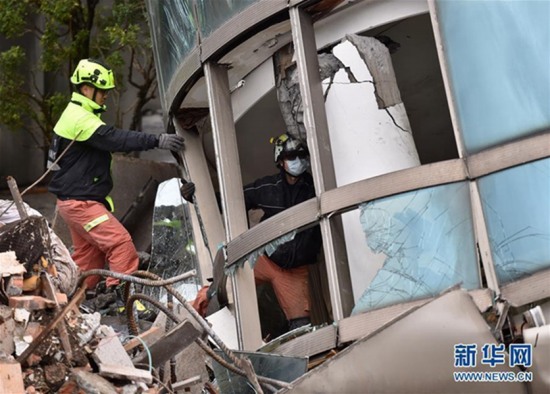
[71,268,196,297]
[77,268,294,392]
[124,291,287,393]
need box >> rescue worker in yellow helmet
[48,58,184,292]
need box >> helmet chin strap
[92,87,98,103]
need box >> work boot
[288,317,311,331]
[107,284,156,322]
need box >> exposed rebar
[126,291,290,392]
[71,268,196,297]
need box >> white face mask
[285,157,309,176]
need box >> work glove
[158,133,184,152]
[180,181,196,202]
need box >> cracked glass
[436,0,550,153]
[146,0,197,96]
[478,158,550,284]
[147,178,201,303]
[353,182,479,314]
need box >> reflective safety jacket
[243,170,322,269]
[48,92,159,210]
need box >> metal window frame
[150,0,550,338]
[290,6,354,321]
[226,132,550,294]
[204,61,262,351]
[173,120,227,283]
[428,0,494,295]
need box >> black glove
[180,181,196,202]
[158,133,184,152]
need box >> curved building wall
[146,0,198,100]
[146,0,550,348]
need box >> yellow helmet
[70,59,115,90]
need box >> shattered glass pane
[478,158,550,284]
[436,0,550,153]
[196,0,257,38]
[146,178,201,303]
[353,182,479,314]
[146,0,197,95]
[230,231,297,275]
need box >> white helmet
[270,133,309,163]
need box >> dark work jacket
[243,170,322,269]
[48,92,158,210]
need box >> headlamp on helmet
[70,59,115,90]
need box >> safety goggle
[283,151,308,160]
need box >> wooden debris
[16,286,85,365]
[41,272,73,361]
[6,177,28,220]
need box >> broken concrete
[93,325,135,369]
[275,45,344,142]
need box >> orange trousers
[57,200,139,289]
[254,254,310,320]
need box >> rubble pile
[0,219,164,393]
[0,197,322,394]
[0,216,296,394]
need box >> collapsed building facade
[143,0,550,392]
[1,0,548,392]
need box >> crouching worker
[47,58,185,301]
[181,133,321,331]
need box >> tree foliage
[0,0,157,152]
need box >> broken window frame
[145,0,550,338]
[148,178,203,303]
[228,1,547,312]
[352,182,481,314]
[477,159,550,285]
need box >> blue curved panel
[437,0,550,153]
